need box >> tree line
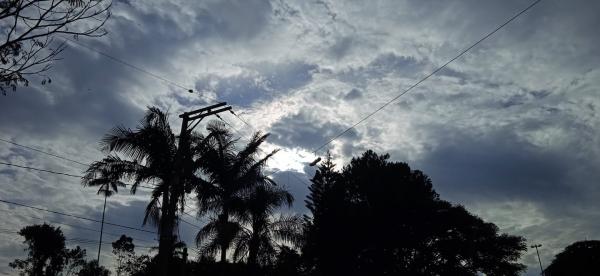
[8,107,600,275]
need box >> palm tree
[194,121,278,262]
[83,107,201,271]
[82,159,126,197]
[231,185,302,266]
[82,158,128,261]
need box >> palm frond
[142,194,162,228]
[198,240,221,258]
[271,215,304,248]
[195,220,219,247]
[231,228,252,262]
[100,107,177,165]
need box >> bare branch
[0,0,111,94]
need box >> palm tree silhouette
[232,184,301,266]
[194,121,278,263]
[82,159,127,261]
[84,107,201,268]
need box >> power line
[229,110,256,132]
[289,171,311,187]
[181,207,203,223]
[312,0,543,154]
[0,198,156,234]
[64,38,194,93]
[216,114,254,145]
[0,138,89,167]
[0,161,157,190]
[179,217,202,230]
[0,230,157,249]
[1,161,84,178]
[0,206,155,243]
[1,110,305,193]
[67,238,156,249]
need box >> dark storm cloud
[252,61,318,92]
[104,0,274,69]
[343,88,362,101]
[0,46,143,141]
[191,0,273,41]
[415,129,572,202]
[328,36,354,60]
[269,111,360,150]
[337,53,425,86]
[196,61,318,107]
[0,0,277,146]
[406,123,600,218]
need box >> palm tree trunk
[248,220,261,266]
[219,211,229,263]
[248,238,258,266]
[220,244,227,263]
[158,191,173,276]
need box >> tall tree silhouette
[9,224,95,276]
[84,107,201,272]
[231,185,300,266]
[302,151,341,274]
[544,240,600,276]
[10,223,67,276]
[194,121,278,263]
[303,150,526,276]
[112,235,135,276]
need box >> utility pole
[158,102,232,276]
[97,186,109,263]
[531,244,544,275]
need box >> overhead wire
[0,161,157,190]
[0,143,205,227]
[179,216,202,230]
[0,207,156,243]
[32,1,543,191]
[0,198,156,234]
[311,0,544,154]
[214,0,544,184]
[1,229,157,249]
[64,38,195,93]
[0,138,89,167]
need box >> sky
[1,0,599,275]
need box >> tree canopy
[112,235,135,276]
[9,223,110,276]
[544,240,600,276]
[10,223,68,276]
[303,150,527,276]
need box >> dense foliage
[303,151,527,276]
[544,240,600,276]
[193,121,280,263]
[9,224,110,276]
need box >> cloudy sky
[1,0,599,274]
